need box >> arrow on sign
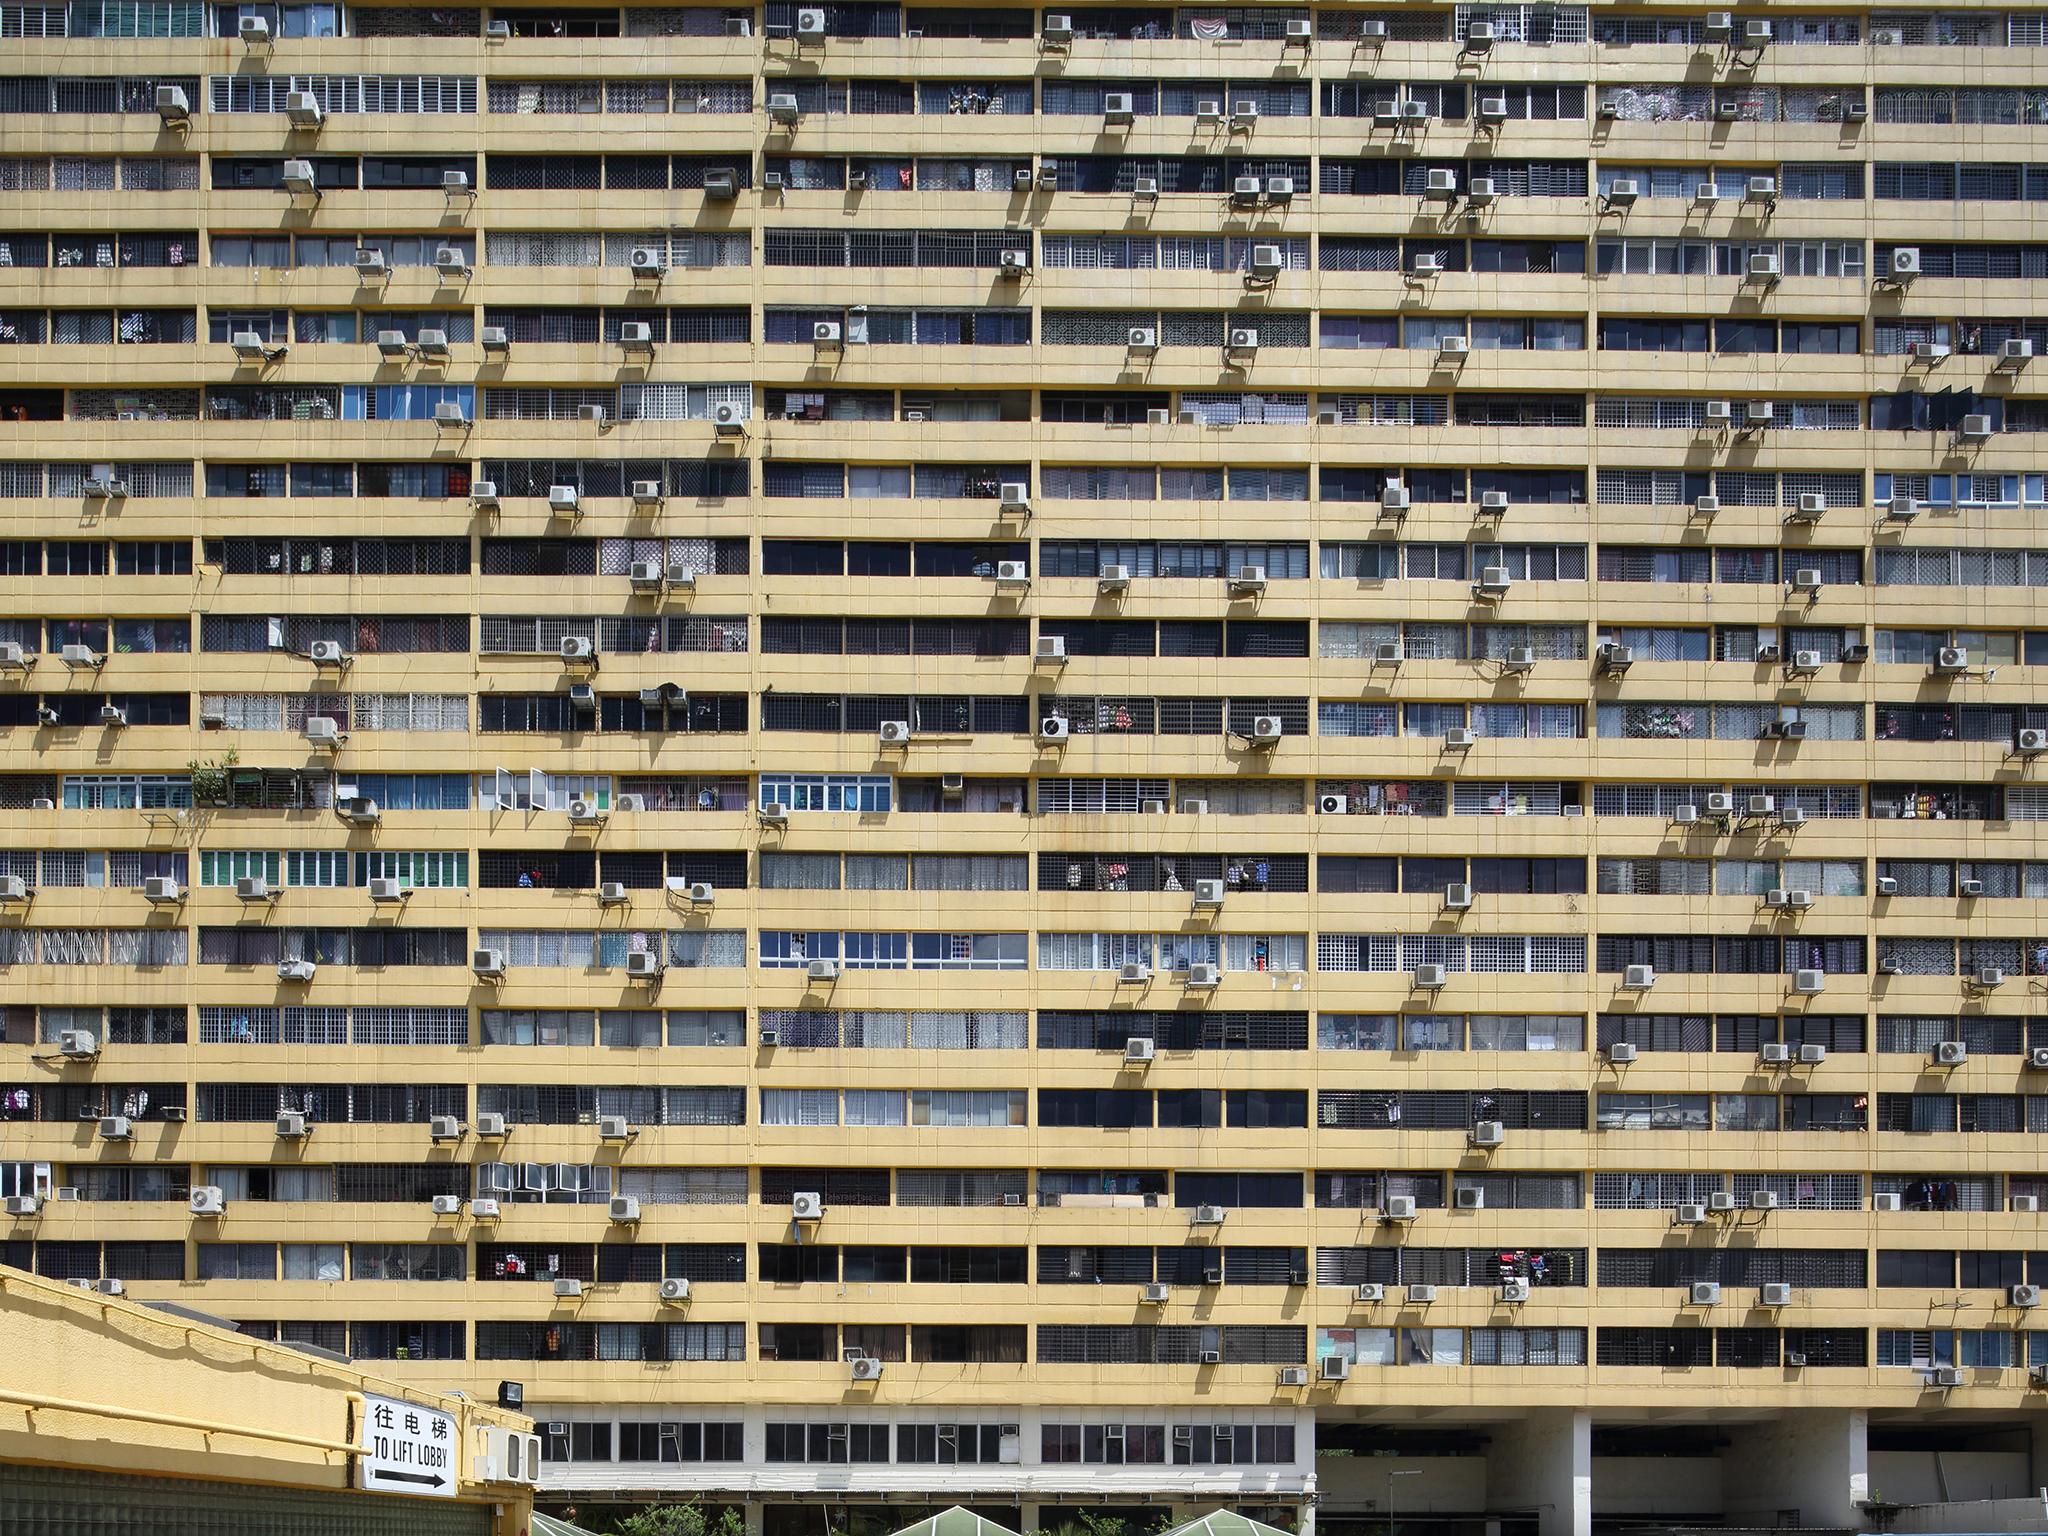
[368,1468,448,1491]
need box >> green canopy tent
[885,1507,1027,1536]
[1156,1511,1296,1536]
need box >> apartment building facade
[0,0,2046,1530]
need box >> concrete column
[1721,1411,1868,1529]
[1296,1500,1314,1536]
[743,1499,766,1536]
[1484,1409,1590,1536]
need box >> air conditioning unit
[433,245,471,278]
[1957,412,1995,442]
[1475,565,1511,596]
[1760,1042,1792,1065]
[472,1112,508,1139]
[1743,18,1771,42]
[2015,1195,2042,1213]
[1605,1041,1638,1065]
[813,321,843,346]
[1355,1283,1386,1302]
[239,13,269,38]
[354,872,404,907]
[1676,1203,1708,1225]
[1425,168,1458,200]
[1266,176,1294,202]
[1622,964,1656,990]
[2000,338,2034,364]
[2,1194,39,1217]
[141,876,181,904]
[806,958,840,981]
[1798,1043,1827,1065]
[1751,1191,1781,1211]
[618,322,654,350]
[1318,1354,1352,1381]
[1455,1186,1486,1211]
[1503,647,1536,672]
[845,1356,884,1381]
[1869,1192,1903,1213]
[1790,567,1822,592]
[1691,1282,1723,1305]
[48,1024,97,1059]
[1467,176,1499,206]
[796,6,826,33]
[994,560,1031,588]
[1406,1284,1438,1304]
[878,720,911,746]
[2019,729,2048,754]
[472,947,506,979]
[1934,1040,1968,1065]
[1605,178,1640,207]
[1192,878,1226,908]
[1248,715,1284,743]
[1126,326,1158,353]
[605,1194,641,1224]
[626,560,669,591]
[1132,176,1159,198]
[1103,91,1135,123]
[1445,727,1476,749]
[1961,877,1986,897]
[1186,962,1221,988]
[553,1278,584,1299]
[1249,244,1284,280]
[1232,175,1261,204]
[1444,882,1474,912]
[1912,341,1950,362]
[1360,17,1387,38]
[284,90,324,128]
[1757,1282,1792,1307]
[99,704,127,727]
[426,1193,461,1217]
[1470,1121,1506,1148]
[1042,12,1072,38]
[1932,1365,1965,1388]
[1402,960,1448,991]
[1227,327,1260,352]
[1116,961,1152,984]
[1596,642,1633,675]
[1382,1197,1416,1223]
[626,951,663,981]
[1792,968,1825,995]
[99,1115,133,1141]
